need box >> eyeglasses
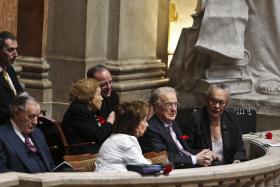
[100,80,113,88]
[159,102,180,110]
[208,98,227,107]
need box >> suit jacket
[0,65,24,124]
[62,102,113,154]
[98,90,119,118]
[138,115,195,168]
[0,122,55,173]
[188,107,246,164]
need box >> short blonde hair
[69,78,100,103]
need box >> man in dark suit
[139,87,213,168]
[87,64,119,118]
[188,84,246,165]
[0,92,55,173]
[0,31,24,124]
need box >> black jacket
[139,115,195,168]
[0,65,23,124]
[62,102,113,154]
[188,107,246,164]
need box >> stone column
[16,0,52,116]
[47,0,168,119]
[106,0,168,102]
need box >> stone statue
[169,0,280,95]
[245,0,280,95]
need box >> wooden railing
[2,131,280,187]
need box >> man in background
[87,64,119,118]
[0,31,23,124]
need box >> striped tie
[2,69,16,95]
[23,134,38,153]
[167,125,192,156]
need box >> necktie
[167,125,191,156]
[2,69,16,95]
[23,134,38,153]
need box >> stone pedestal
[195,78,252,95]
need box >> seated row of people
[61,78,246,171]
[0,31,246,173]
[0,80,246,173]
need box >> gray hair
[149,87,176,105]
[9,92,37,118]
[205,84,230,98]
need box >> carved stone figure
[169,0,280,95]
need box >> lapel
[30,130,51,171]
[220,111,229,151]
[172,122,192,152]
[201,110,212,149]
[153,116,192,153]
[153,116,179,150]
[4,123,36,172]
[0,71,14,95]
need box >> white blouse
[95,134,151,172]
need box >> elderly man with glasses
[188,84,246,165]
[139,87,213,168]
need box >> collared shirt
[11,119,35,145]
[162,121,197,165]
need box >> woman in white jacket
[95,100,151,172]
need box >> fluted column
[16,0,52,116]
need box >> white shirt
[212,137,224,163]
[95,134,151,172]
[11,119,35,145]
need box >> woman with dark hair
[62,78,115,154]
[95,100,151,172]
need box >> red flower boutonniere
[265,131,273,139]
[163,163,173,174]
[179,135,189,140]
[96,115,106,126]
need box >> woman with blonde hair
[62,78,115,154]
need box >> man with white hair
[139,87,213,168]
[0,92,55,173]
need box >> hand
[107,111,115,124]
[196,149,212,167]
[233,160,241,164]
[209,150,219,161]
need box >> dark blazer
[138,115,195,168]
[62,102,113,154]
[0,122,55,173]
[0,65,24,124]
[99,90,119,118]
[188,107,246,164]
